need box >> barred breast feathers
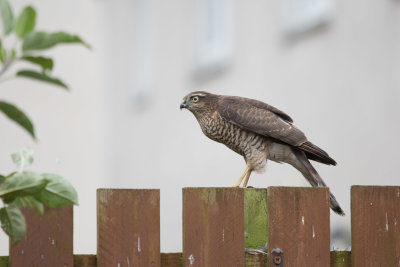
[197,112,269,172]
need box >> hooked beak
[180,100,188,110]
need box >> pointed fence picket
[0,186,399,267]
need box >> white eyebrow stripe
[191,93,207,97]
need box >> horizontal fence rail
[0,186,399,266]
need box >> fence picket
[9,206,73,267]
[183,187,245,267]
[3,186,399,266]
[97,189,160,267]
[267,187,331,266]
[351,186,400,266]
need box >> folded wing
[218,96,336,165]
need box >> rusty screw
[271,248,283,266]
[273,255,282,265]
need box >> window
[281,0,333,38]
[193,0,234,78]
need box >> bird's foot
[232,167,250,187]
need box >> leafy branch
[0,1,86,245]
[0,0,89,139]
[0,148,78,246]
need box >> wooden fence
[0,186,399,267]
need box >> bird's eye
[192,96,199,103]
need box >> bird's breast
[197,115,268,170]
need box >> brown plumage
[180,91,344,216]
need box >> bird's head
[180,91,216,115]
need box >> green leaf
[35,173,78,207]
[16,70,68,89]
[0,46,6,63]
[21,56,53,71]
[0,0,14,35]
[10,49,16,59]
[6,172,16,178]
[23,31,90,51]
[11,196,44,215]
[0,171,48,203]
[0,206,26,246]
[11,147,34,171]
[0,101,35,139]
[0,40,2,62]
[0,172,16,185]
[14,6,36,38]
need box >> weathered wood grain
[9,205,73,267]
[97,189,160,267]
[0,252,356,267]
[267,187,330,267]
[183,187,244,267]
[351,186,400,267]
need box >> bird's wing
[236,97,294,123]
[218,96,307,147]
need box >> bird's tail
[291,149,345,216]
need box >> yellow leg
[242,169,253,188]
[232,166,250,187]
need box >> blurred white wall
[1,0,400,255]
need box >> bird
[180,91,344,216]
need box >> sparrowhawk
[180,91,344,215]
